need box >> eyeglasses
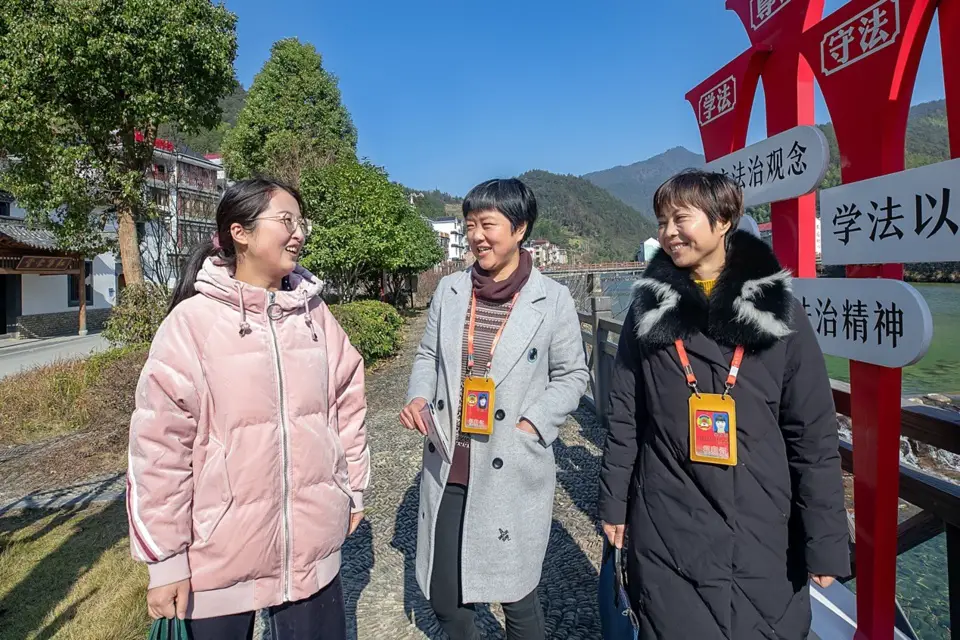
[261,214,313,237]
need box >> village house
[0,138,223,338]
[429,217,467,262]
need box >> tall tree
[300,159,439,301]
[0,0,237,284]
[222,38,357,187]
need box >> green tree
[0,0,238,284]
[300,160,443,302]
[300,160,408,300]
[222,39,356,187]
[383,208,445,305]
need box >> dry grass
[0,499,151,640]
[0,347,147,446]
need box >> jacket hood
[630,230,793,352]
[194,257,324,338]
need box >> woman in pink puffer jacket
[127,178,369,640]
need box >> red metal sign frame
[686,0,950,637]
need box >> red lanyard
[467,292,520,376]
[674,339,744,397]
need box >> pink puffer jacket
[126,258,369,619]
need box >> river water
[604,279,958,638]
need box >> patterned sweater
[447,296,513,486]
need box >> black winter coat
[598,231,850,640]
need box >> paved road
[0,334,109,379]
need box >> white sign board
[820,157,960,265]
[704,126,830,208]
[792,278,932,368]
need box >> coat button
[495,409,506,421]
[428,442,436,454]
[437,399,445,411]
[528,348,538,362]
[492,458,503,469]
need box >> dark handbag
[598,538,639,640]
[147,618,189,640]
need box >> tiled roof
[0,218,59,250]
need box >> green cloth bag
[147,618,189,640]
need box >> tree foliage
[222,39,356,187]
[158,84,248,155]
[299,159,443,302]
[0,0,238,282]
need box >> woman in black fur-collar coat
[598,170,849,640]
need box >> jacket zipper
[267,291,293,601]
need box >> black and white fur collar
[631,230,794,352]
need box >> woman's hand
[810,575,835,589]
[516,419,539,436]
[399,397,429,435]
[147,578,191,620]
[602,522,627,549]
[349,511,364,535]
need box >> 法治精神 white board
[791,278,933,368]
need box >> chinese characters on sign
[703,126,830,208]
[792,278,932,368]
[698,76,736,126]
[751,0,791,30]
[821,0,901,76]
[820,157,960,265]
[15,256,78,272]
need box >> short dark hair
[653,169,743,243]
[462,178,538,243]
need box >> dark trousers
[185,573,347,640]
[429,483,546,640]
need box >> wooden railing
[578,305,960,639]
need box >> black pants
[429,483,546,640]
[185,573,347,640]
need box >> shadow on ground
[0,497,130,640]
[342,518,374,640]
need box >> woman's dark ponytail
[166,239,218,314]
[165,177,305,316]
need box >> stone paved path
[2,312,608,639]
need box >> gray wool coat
[405,267,589,604]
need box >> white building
[525,240,569,267]
[430,217,466,262]
[0,138,223,337]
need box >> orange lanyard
[674,339,744,398]
[467,292,520,376]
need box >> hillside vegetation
[518,170,657,262]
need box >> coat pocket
[193,440,232,543]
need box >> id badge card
[460,376,495,435]
[688,393,737,466]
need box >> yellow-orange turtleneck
[695,279,716,297]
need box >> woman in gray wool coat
[400,178,589,640]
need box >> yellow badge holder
[676,339,742,467]
[459,292,519,436]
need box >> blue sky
[223,0,947,196]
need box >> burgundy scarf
[471,249,533,302]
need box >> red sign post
[686,0,948,637]
[726,0,825,277]
[798,2,938,635]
